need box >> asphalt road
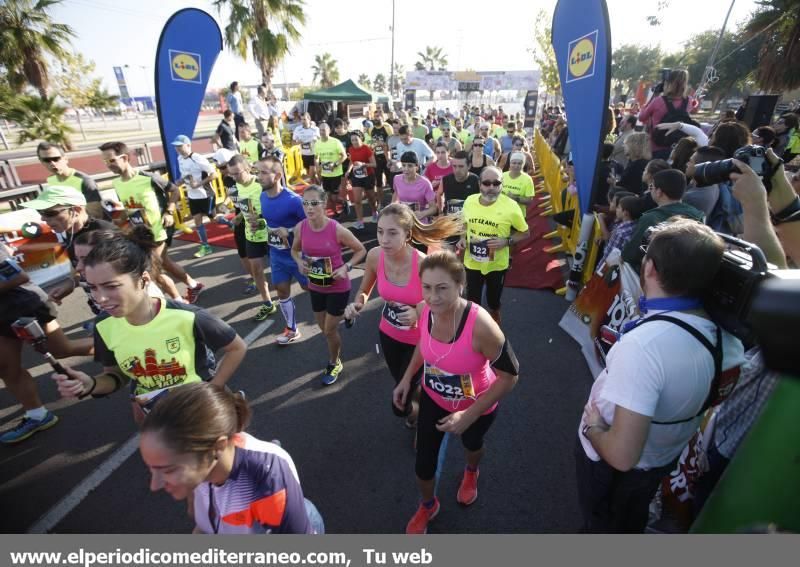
[0,223,593,534]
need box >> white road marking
[27,318,275,534]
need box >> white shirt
[578,310,745,469]
[293,126,320,155]
[248,96,270,121]
[178,153,216,200]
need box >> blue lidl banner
[154,9,222,182]
[551,0,612,216]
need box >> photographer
[684,146,743,236]
[576,219,746,533]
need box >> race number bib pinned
[374,143,385,156]
[322,162,335,174]
[239,198,252,214]
[469,238,493,263]
[424,363,474,401]
[267,231,288,250]
[446,199,465,214]
[306,255,333,286]
[382,302,411,330]
[301,142,312,153]
[401,201,419,212]
[353,165,367,179]
[127,209,147,226]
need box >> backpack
[706,181,744,236]
[651,97,700,147]
[637,314,738,425]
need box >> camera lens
[691,159,738,187]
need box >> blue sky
[51,0,758,97]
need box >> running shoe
[405,498,440,534]
[185,282,205,304]
[456,468,479,506]
[320,358,343,386]
[193,244,213,258]
[254,301,277,321]
[276,327,302,345]
[242,279,257,295]
[353,221,365,230]
[0,411,59,444]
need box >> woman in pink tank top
[392,251,519,534]
[344,204,461,424]
[291,186,366,386]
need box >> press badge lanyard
[621,296,703,334]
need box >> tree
[530,9,560,102]
[415,47,447,101]
[358,74,372,89]
[213,0,306,96]
[87,86,120,125]
[52,52,97,141]
[373,74,387,93]
[742,0,800,91]
[611,44,663,101]
[0,0,75,98]
[0,94,74,149]
[311,53,339,88]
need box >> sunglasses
[39,156,62,163]
[302,199,323,207]
[481,180,502,187]
[41,207,69,218]
[473,143,484,148]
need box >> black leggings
[415,388,498,481]
[379,330,422,417]
[374,155,391,188]
[465,268,507,310]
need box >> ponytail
[379,203,463,246]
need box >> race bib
[267,231,288,250]
[132,387,171,414]
[382,302,411,330]
[226,187,239,205]
[353,165,367,179]
[424,363,474,401]
[401,201,419,212]
[307,255,333,286]
[469,239,493,263]
[322,161,335,174]
[127,209,147,226]
[374,144,385,156]
[301,142,312,153]
[239,198,252,214]
[446,199,465,214]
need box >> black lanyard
[207,484,220,534]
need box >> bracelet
[78,375,97,399]
[507,237,514,247]
[772,196,800,224]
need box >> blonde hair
[664,69,689,98]
[379,203,462,246]
[625,132,652,161]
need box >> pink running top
[377,249,423,344]
[300,218,351,293]
[419,302,497,414]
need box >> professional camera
[691,145,779,192]
[650,68,672,95]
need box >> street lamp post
[389,0,396,98]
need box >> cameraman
[576,219,746,533]
[684,146,743,236]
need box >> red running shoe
[457,468,479,506]
[405,498,440,534]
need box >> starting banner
[154,8,223,182]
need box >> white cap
[213,148,236,165]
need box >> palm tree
[213,0,306,96]
[415,46,448,71]
[358,74,372,89]
[0,94,74,149]
[87,86,120,126]
[312,53,340,88]
[0,0,75,98]
[373,74,387,93]
[742,0,800,91]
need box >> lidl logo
[566,31,598,83]
[169,50,202,84]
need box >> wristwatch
[507,237,514,247]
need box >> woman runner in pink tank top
[393,251,519,534]
[344,204,461,424]
[291,186,366,386]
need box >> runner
[369,113,394,195]
[332,118,353,206]
[226,155,278,321]
[392,152,438,222]
[0,241,93,444]
[140,383,323,534]
[392,251,519,534]
[500,152,536,217]
[442,151,480,250]
[424,143,455,209]
[256,157,308,345]
[314,123,348,217]
[346,130,377,229]
[173,135,217,259]
[98,141,205,303]
[436,122,463,155]
[52,229,246,424]
[237,124,263,163]
[291,186,366,385]
[468,136,495,177]
[344,204,462,422]
[292,113,320,182]
[36,142,105,220]
[458,167,529,323]
[497,136,535,175]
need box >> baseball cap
[362,120,373,129]
[22,185,87,210]
[212,148,236,165]
[171,134,191,146]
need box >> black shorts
[350,173,375,190]
[245,240,269,259]
[188,196,214,217]
[234,220,247,258]
[465,268,507,310]
[301,154,315,168]
[164,225,176,247]
[321,175,343,194]
[309,289,350,316]
[379,330,423,417]
[0,290,56,339]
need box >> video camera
[651,68,672,95]
[691,145,780,193]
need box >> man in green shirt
[314,122,347,217]
[411,115,428,141]
[501,153,535,217]
[37,142,105,220]
[98,141,205,303]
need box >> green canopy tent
[303,79,391,104]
